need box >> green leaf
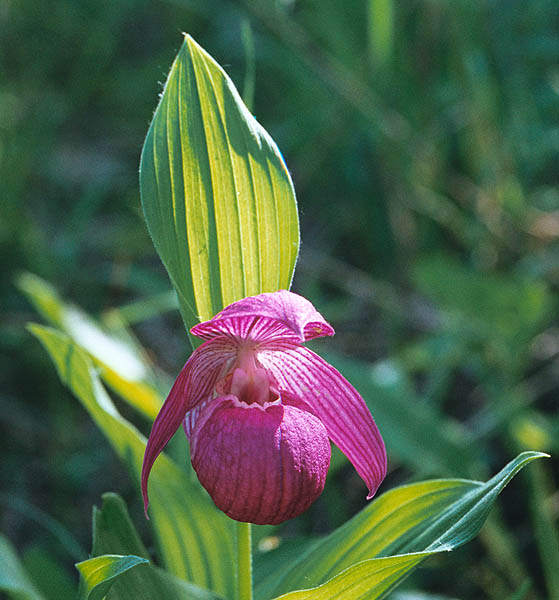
[155,573,226,600]
[272,554,428,600]
[29,324,236,598]
[139,35,299,335]
[0,492,87,562]
[0,534,45,600]
[257,452,547,599]
[254,537,319,598]
[91,493,150,560]
[18,272,162,420]
[81,493,223,600]
[76,555,149,600]
[21,545,76,600]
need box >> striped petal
[141,338,237,515]
[190,396,331,524]
[191,290,334,344]
[257,345,387,499]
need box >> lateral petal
[191,290,334,344]
[141,338,236,515]
[257,345,387,499]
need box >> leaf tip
[26,321,44,338]
[183,33,201,55]
[519,450,550,461]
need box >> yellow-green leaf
[273,554,427,600]
[29,324,236,598]
[259,452,547,599]
[18,272,162,420]
[76,555,148,600]
[140,35,299,335]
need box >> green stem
[236,521,253,600]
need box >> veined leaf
[140,35,299,335]
[254,537,320,597]
[273,554,428,600]
[76,555,149,600]
[18,272,162,420]
[0,534,45,600]
[29,324,236,598]
[257,452,546,599]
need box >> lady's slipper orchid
[141,291,386,525]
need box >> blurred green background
[1,1,558,598]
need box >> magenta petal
[190,397,331,525]
[191,290,334,344]
[141,339,236,516]
[183,397,212,439]
[257,346,387,499]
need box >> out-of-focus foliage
[2,1,557,599]
[16,272,163,419]
[0,534,45,600]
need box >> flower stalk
[236,521,253,600]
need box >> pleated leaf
[257,452,546,599]
[273,554,428,600]
[140,35,299,334]
[29,324,236,598]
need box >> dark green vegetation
[1,1,557,599]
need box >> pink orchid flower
[141,290,386,525]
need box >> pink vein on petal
[257,345,387,499]
[140,338,236,516]
[191,290,334,343]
